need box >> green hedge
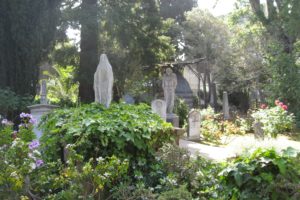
[39,103,173,167]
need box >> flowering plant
[251,100,295,138]
[0,113,43,197]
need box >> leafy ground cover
[1,103,300,199]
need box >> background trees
[0,0,62,97]
[248,0,300,118]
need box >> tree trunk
[78,0,99,103]
[203,72,207,107]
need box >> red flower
[275,100,280,106]
[260,103,267,109]
[279,102,284,107]
[282,105,288,110]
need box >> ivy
[39,103,173,171]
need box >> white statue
[94,54,114,107]
[162,68,177,114]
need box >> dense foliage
[219,148,300,199]
[0,118,128,199]
[174,98,189,127]
[44,65,79,106]
[39,103,173,168]
[200,107,247,144]
[0,88,32,119]
[0,0,62,96]
[251,100,295,138]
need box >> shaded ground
[179,133,300,162]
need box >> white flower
[30,162,36,170]
[10,171,18,178]
[96,157,104,162]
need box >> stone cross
[223,91,230,120]
[188,109,200,140]
[162,68,177,114]
[94,54,114,108]
[40,80,47,105]
[151,99,167,121]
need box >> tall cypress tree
[78,0,99,103]
[0,0,61,96]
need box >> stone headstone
[151,99,167,121]
[123,94,135,104]
[223,91,230,120]
[162,68,177,114]
[253,121,264,140]
[94,54,114,108]
[188,110,200,140]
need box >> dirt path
[179,134,300,162]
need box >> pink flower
[260,104,267,109]
[275,100,280,106]
[282,105,288,110]
[279,102,284,107]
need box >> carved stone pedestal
[27,104,59,139]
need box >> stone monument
[223,91,230,120]
[123,94,135,104]
[188,109,200,140]
[94,54,114,108]
[253,121,264,140]
[28,80,59,139]
[162,68,179,127]
[151,99,167,121]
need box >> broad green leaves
[39,103,173,166]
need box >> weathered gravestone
[94,54,114,108]
[123,94,135,104]
[188,109,200,140]
[253,121,264,140]
[28,80,59,139]
[151,99,167,121]
[223,91,230,120]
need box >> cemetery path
[179,134,300,162]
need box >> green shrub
[251,101,295,138]
[156,143,222,199]
[39,103,173,170]
[219,148,300,200]
[158,185,193,200]
[32,152,128,200]
[174,98,189,127]
[200,107,245,144]
[111,182,157,200]
[0,115,40,198]
[0,88,32,119]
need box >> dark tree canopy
[0,0,61,96]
